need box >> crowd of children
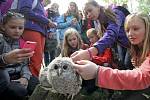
[0,0,150,100]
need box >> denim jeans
[0,68,39,100]
[117,45,133,70]
[0,69,27,100]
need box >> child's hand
[19,78,28,88]
[131,58,138,67]
[71,50,91,62]
[4,49,34,64]
[48,19,56,28]
[47,32,53,39]
[131,59,135,66]
[13,78,28,88]
[72,18,78,25]
[73,60,99,80]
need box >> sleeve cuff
[95,66,100,86]
[22,74,31,80]
[0,54,8,67]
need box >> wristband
[2,53,8,64]
[87,49,92,61]
[95,66,100,86]
[0,54,8,66]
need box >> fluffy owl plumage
[39,66,52,88]
[39,57,82,97]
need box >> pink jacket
[97,53,150,90]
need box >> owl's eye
[54,65,58,69]
[63,65,68,70]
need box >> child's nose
[128,30,133,36]
[87,13,92,19]
[15,28,21,33]
[89,39,93,42]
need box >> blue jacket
[18,0,49,36]
[94,8,130,54]
[56,15,81,40]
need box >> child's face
[87,33,99,44]
[69,2,76,12]
[3,18,25,39]
[50,3,59,12]
[84,4,100,20]
[67,33,78,49]
[125,16,146,46]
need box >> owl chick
[47,57,82,99]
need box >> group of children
[0,9,114,99]
[71,1,150,100]
[0,0,150,100]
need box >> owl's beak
[57,68,61,76]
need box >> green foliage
[44,0,51,6]
[103,0,150,14]
[137,0,150,14]
[103,0,128,4]
[118,0,128,4]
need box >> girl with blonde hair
[74,12,150,100]
[61,28,84,57]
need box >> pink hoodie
[97,53,150,90]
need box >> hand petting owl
[39,57,82,99]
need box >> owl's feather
[47,57,82,95]
[39,66,52,88]
[39,57,82,99]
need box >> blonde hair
[86,28,100,38]
[61,28,82,57]
[125,13,150,66]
